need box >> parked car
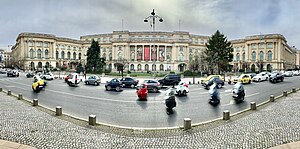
[105,78,123,91]
[120,77,139,88]
[26,72,35,78]
[84,75,101,86]
[269,72,284,83]
[137,79,161,93]
[158,74,181,86]
[201,75,224,84]
[252,72,269,82]
[7,69,19,77]
[248,73,257,79]
[292,71,300,76]
[64,74,72,82]
[42,72,54,80]
[174,81,189,96]
[202,76,224,90]
[283,71,293,77]
[233,74,252,84]
[0,69,7,74]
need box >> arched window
[152,64,156,71]
[103,53,106,60]
[37,49,42,59]
[130,64,134,71]
[179,52,184,61]
[56,51,59,60]
[103,48,106,52]
[189,54,193,61]
[73,52,76,60]
[267,51,272,61]
[145,64,149,71]
[252,51,256,61]
[260,51,264,61]
[30,49,34,59]
[109,53,112,61]
[137,64,141,71]
[61,51,65,59]
[78,53,82,60]
[45,49,49,58]
[242,53,245,61]
[67,52,71,60]
[160,64,164,71]
[236,53,240,61]
[118,52,122,61]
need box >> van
[158,74,181,86]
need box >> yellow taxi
[201,75,224,84]
[233,74,252,84]
[32,75,46,92]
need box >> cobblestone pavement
[1,90,300,149]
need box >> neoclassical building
[10,31,297,72]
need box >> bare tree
[114,58,129,78]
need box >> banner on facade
[137,46,142,61]
[144,46,150,61]
[159,46,165,61]
[151,46,157,61]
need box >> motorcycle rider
[209,82,220,105]
[232,82,245,102]
[165,87,176,114]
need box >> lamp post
[144,9,163,79]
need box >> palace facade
[9,31,297,73]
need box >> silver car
[84,75,101,86]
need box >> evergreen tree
[205,30,233,74]
[86,40,104,73]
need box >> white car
[174,81,189,96]
[293,71,300,76]
[42,72,54,80]
[252,73,268,82]
[283,71,293,77]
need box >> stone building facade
[10,31,296,72]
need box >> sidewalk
[1,85,300,148]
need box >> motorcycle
[136,84,148,100]
[232,82,245,102]
[165,88,177,114]
[208,83,220,106]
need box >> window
[118,35,122,39]
[118,46,122,51]
[67,52,71,60]
[37,49,42,59]
[160,64,164,71]
[260,51,264,60]
[137,64,141,71]
[145,64,149,71]
[73,47,76,51]
[251,43,256,49]
[259,43,264,49]
[152,64,156,71]
[242,53,245,61]
[29,41,33,47]
[109,53,112,61]
[30,49,34,59]
[267,43,273,49]
[179,46,183,51]
[103,48,106,52]
[68,46,71,50]
[189,54,193,61]
[97,38,101,42]
[118,52,122,61]
[130,64,134,71]
[268,51,272,61]
[252,51,256,61]
[236,53,240,61]
[103,38,107,42]
[78,53,81,60]
[73,52,76,60]
[37,42,42,47]
[179,53,184,61]
[102,53,106,59]
[56,51,59,60]
[61,51,65,59]
[44,42,49,48]
[45,49,49,58]
[236,47,240,51]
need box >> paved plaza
[1,88,300,148]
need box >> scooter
[208,83,220,106]
[32,76,46,92]
[165,88,177,114]
[137,84,148,100]
[232,82,245,102]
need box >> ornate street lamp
[144,9,163,79]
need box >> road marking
[245,92,260,97]
[224,89,232,93]
[221,92,260,107]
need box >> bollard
[89,115,96,126]
[223,110,230,120]
[7,90,11,95]
[183,118,192,130]
[18,93,23,100]
[270,95,275,102]
[292,88,296,93]
[33,99,38,106]
[283,90,287,97]
[250,102,256,110]
[56,106,62,116]
[0,88,2,92]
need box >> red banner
[144,46,150,61]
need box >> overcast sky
[1,0,299,50]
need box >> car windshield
[270,73,278,77]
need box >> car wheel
[130,84,135,88]
[116,86,121,92]
[85,81,89,85]
[183,90,187,96]
[217,84,222,89]
[258,78,261,82]
[106,86,111,91]
[94,82,98,86]
[248,80,251,84]
[177,90,181,96]
[152,87,158,93]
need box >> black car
[26,72,35,78]
[136,79,161,93]
[7,70,19,77]
[105,78,123,92]
[120,77,139,88]
[269,72,284,83]
[158,74,181,86]
[203,76,224,90]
